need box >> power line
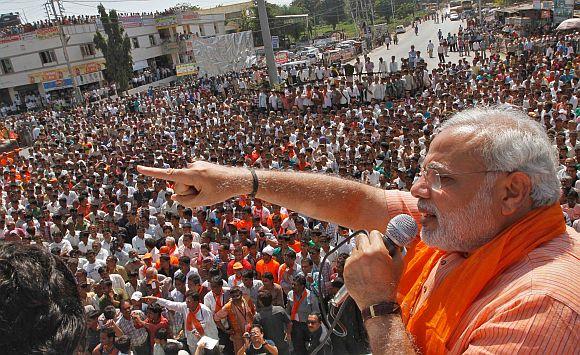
[63,1,96,8]
[62,0,151,2]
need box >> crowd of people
[0,9,578,355]
[0,15,98,38]
[132,67,176,89]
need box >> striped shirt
[386,190,579,354]
[116,311,148,347]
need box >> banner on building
[21,32,36,41]
[75,71,103,86]
[132,60,149,71]
[176,62,198,76]
[190,31,255,76]
[142,15,155,26]
[119,15,143,28]
[179,11,199,21]
[29,60,105,84]
[43,78,74,91]
[0,34,21,44]
[155,15,177,28]
[36,27,60,40]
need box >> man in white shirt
[178,232,201,260]
[371,77,386,102]
[92,240,110,262]
[378,57,388,78]
[239,269,264,306]
[146,290,219,352]
[344,83,357,105]
[132,227,149,254]
[84,250,106,282]
[49,231,73,256]
[389,56,399,73]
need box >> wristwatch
[361,301,400,322]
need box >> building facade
[0,10,225,105]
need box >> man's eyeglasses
[418,167,505,191]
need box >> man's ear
[500,172,533,216]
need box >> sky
[0,0,292,23]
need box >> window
[39,50,57,64]
[0,58,13,74]
[148,35,156,46]
[80,43,96,57]
[131,37,140,49]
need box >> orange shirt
[235,219,253,232]
[386,190,579,354]
[255,258,280,283]
[154,255,179,269]
[267,213,288,228]
[288,240,301,253]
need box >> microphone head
[386,214,418,247]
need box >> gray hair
[440,106,560,208]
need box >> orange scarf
[213,292,223,312]
[398,204,565,354]
[185,304,205,336]
[278,263,288,282]
[233,274,242,286]
[291,290,307,321]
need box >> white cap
[262,245,275,256]
[131,291,143,301]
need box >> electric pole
[478,0,483,26]
[256,0,278,88]
[46,0,82,105]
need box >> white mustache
[417,199,439,217]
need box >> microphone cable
[310,229,366,355]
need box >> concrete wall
[0,13,226,92]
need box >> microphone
[330,214,418,307]
[384,213,419,256]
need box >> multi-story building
[0,10,225,106]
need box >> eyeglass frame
[418,167,507,191]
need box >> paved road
[357,10,467,71]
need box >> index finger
[368,230,386,247]
[137,166,190,184]
[354,231,370,250]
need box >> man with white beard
[138,107,578,355]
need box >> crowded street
[0,2,579,355]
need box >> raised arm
[137,161,390,231]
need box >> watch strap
[361,301,400,322]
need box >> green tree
[320,0,346,30]
[170,3,201,12]
[291,0,322,25]
[93,4,133,92]
[376,0,394,20]
[274,5,308,42]
[237,6,258,32]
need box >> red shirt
[227,258,253,276]
[143,316,170,348]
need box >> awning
[556,18,580,31]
